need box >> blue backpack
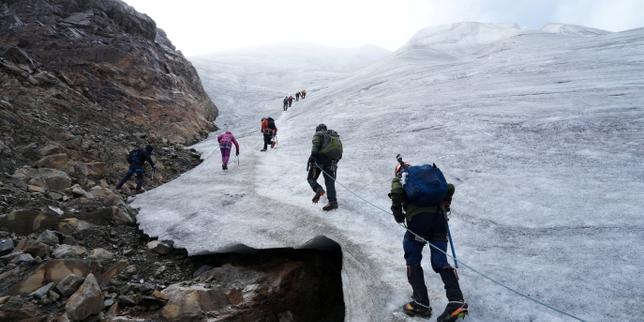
[127,149,144,166]
[402,164,448,206]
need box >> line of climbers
[114,96,468,322]
[282,89,306,111]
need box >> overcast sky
[123,0,644,56]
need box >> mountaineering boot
[222,164,227,170]
[404,265,430,317]
[403,302,432,318]
[436,301,468,322]
[270,140,276,148]
[437,268,468,322]
[322,200,338,211]
[439,267,464,303]
[260,148,267,152]
[312,189,325,203]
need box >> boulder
[91,206,134,225]
[85,162,109,177]
[56,274,85,297]
[17,168,73,193]
[89,186,123,206]
[65,273,104,321]
[4,252,35,264]
[58,218,92,234]
[33,153,70,170]
[1,208,60,235]
[147,240,172,255]
[17,260,91,294]
[117,295,137,307]
[38,143,66,157]
[37,230,61,246]
[53,244,88,259]
[0,239,14,256]
[70,184,93,198]
[15,239,51,258]
[0,296,42,321]
[88,248,114,261]
[160,283,229,321]
[29,281,55,300]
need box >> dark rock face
[0,0,217,196]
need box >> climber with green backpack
[307,123,342,211]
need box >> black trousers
[307,161,337,202]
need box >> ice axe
[445,210,459,268]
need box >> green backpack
[320,130,343,160]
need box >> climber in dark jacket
[307,124,341,211]
[390,163,468,321]
[116,145,155,192]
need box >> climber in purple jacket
[217,131,239,170]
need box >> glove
[308,156,315,164]
[236,150,239,156]
[443,196,452,212]
[391,206,405,223]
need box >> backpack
[267,117,276,129]
[127,149,144,166]
[219,135,232,146]
[319,130,343,160]
[401,164,447,207]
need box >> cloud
[123,0,644,55]
[553,0,644,31]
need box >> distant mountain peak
[540,23,610,36]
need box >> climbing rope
[313,162,587,322]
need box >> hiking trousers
[116,166,144,190]
[403,212,464,305]
[307,161,337,202]
[220,143,232,166]
[262,133,273,150]
[403,212,449,271]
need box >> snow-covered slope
[541,23,610,37]
[190,43,390,135]
[133,23,644,321]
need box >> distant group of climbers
[114,86,468,321]
[282,89,306,111]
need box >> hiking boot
[312,190,325,203]
[222,164,227,170]
[436,301,468,322]
[322,201,338,211]
[260,148,267,152]
[403,301,432,318]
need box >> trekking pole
[236,154,240,167]
[445,210,459,268]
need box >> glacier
[133,23,644,321]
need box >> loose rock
[52,245,88,259]
[65,273,104,321]
[56,274,85,297]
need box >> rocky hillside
[0,1,345,321]
[0,0,217,193]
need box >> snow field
[135,24,644,321]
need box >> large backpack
[267,117,276,129]
[127,148,144,166]
[401,164,447,206]
[319,130,343,160]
